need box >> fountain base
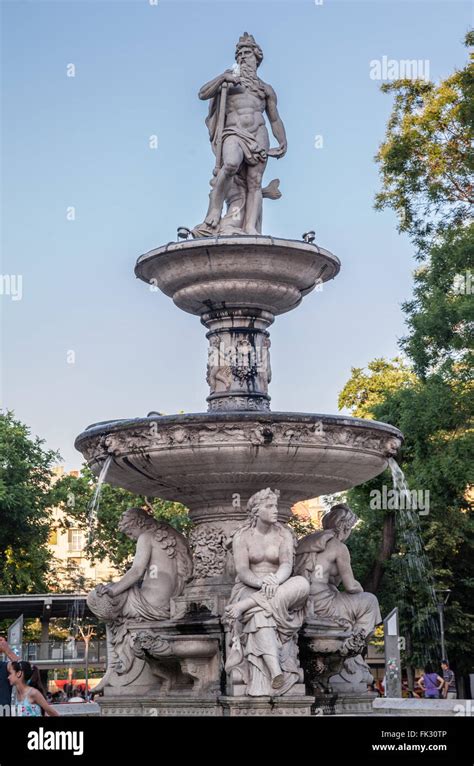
[92,606,378,716]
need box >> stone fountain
[76,33,402,716]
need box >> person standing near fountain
[440,660,457,699]
[8,661,59,717]
[0,636,19,711]
[419,664,444,699]
[295,504,381,637]
[224,488,309,696]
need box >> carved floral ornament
[189,524,227,578]
[209,396,271,412]
[80,422,401,464]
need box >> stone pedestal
[98,695,315,717]
[333,693,377,715]
[99,697,224,717]
[96,616,223,701]
[220,696,313,717]
[373,698,467,716]
[299,618,376,715]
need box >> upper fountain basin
[134,236,340,317]
[75,412,402,522]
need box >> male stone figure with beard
[192,33,287,237]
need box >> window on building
[68,529,83,552]
[48,529,58,546]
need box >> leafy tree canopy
[0,411,59,594]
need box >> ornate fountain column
[204,309,273,411]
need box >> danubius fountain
[76,33,403,716]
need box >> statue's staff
[213,81,228,176]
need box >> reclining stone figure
[295,503,381,695]
[295,503,381,637]
[87,507,193,690]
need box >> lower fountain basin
[75,412,402,522]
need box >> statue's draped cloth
[115,586,170,621]
[226,576,309,696]
[309,583,381,635]
[88,583,169,623]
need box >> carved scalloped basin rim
[134,236,341,317]
[135,236,341,279]
[75,412,403,503]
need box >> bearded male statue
[192,32,287,237]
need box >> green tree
[401,224,474,378]
[346,32,474,676]
[338,357,416,418]
[374,32,473,255]
[0,411,59,593]
[47,558,98,594]
[341,361,473,673]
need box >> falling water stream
[60,458,113,691]
[388,458,440,665]
[87,456,112,545]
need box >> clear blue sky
[1,0,471,469]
